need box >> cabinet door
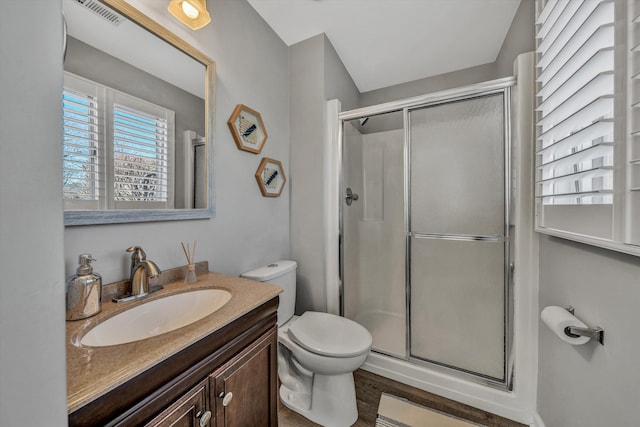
[210,329,278,427]
[145,379,211,427]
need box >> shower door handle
[345,188,359,206]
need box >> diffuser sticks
[181,240,197,284]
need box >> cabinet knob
[196,410,211,427]
[219,391,233,407]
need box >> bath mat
[375,393,484,427]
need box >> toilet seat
[287,311,372,358]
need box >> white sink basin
[80,289,232,347]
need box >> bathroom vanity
[66,271,281,426]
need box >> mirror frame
[64,0,216,226]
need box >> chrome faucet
[125,246,161,299]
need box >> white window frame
[63,72,175,211]
[534,0,640,257]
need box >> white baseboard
[531,412,546,427]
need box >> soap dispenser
[66,254,102,320]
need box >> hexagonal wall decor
[227,104,267,154]
[255,158,286,197]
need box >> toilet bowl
[241,261,372,427]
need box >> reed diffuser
[181,240,198,284]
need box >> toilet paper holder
[564,306,605,345]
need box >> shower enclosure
[339,79,514,388]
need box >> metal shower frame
[337,76,516,391]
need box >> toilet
[241,260,372,427]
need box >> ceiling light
[181,2,199,19]
[168,0,211,30]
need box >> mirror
[62,0,215,225]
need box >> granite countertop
[66,270,281,413]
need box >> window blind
[62,88,102,202]
[113,104,169,203]
[535,0,615,206]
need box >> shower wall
[343,121,406,357]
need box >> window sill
[535,226,640,257]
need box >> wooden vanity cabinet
[145,379,209,427]
[211,330,277,426]
[68,298,279,427]
[146,330,277,427]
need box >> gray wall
[494,0,535,78]
[324,35,360,112]
[290,35,326,313]
[65,0,290,285]
[289,34,360,313]
[360,62,498,108]
[537,236,640,426]
[0,0,68,425]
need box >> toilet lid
[287,312,372,358]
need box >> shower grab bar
[410,232,506,242]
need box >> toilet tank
[241,260,297,326]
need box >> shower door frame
[338,77,515,390]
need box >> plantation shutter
[535,0,616,238]
[629,2,640,244]
[62,75,104,210]
[112,103,171,206]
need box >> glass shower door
[409,93,508,381]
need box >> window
[535,0,640,255]
[63,72,175,210]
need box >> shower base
[353,310,405,358]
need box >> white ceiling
[246,0,522,92]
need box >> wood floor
[278,369,526,427]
